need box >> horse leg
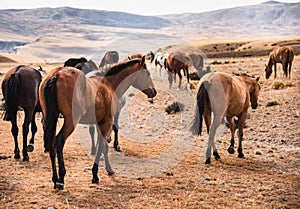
[27,110,37,153]
[226,117,235,154]
[113,111,122,152]
[167,71,173,89]
[11,113,20,159]
[21,109,33,161]
[288,62,292,79]
[282,63,287,78]
[89,124,96,155]
[55,118,76,190]
[237,113,247,158]
[178,71,182,89]
[274,64,277,78]
[205,116,222,164]
[49,148,58,189]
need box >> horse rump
[2,72,21,121]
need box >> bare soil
[0,40,299,208]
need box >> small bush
[266,100,280,107]
[165,102,184,114]
[271,80,285,90]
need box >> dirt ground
[0,45,299,208]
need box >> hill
[0,1,299,61]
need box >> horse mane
[232,71,255,78]
[96,59,141,77]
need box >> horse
[150,51,169,76]
[189,53,204,71]
[99,51,119,68]
[165,52,192,89]
[191,72,260,164]
[63,57,87,67]
[265,46,294,79]
[1,65,42,161]
[39,56,157,189]
[85,69,126,153]
[124,53,143,61]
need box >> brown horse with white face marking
[2,65,42,161]
[265,46,294,79]
[39,56,156,189]
[165,52,192,89]
[191,72,260,164]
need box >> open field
[0,37,299,208]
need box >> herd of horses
[1,45,294,190]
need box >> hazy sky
[0,0,298,15]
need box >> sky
[0,0,299,15]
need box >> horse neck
[267,53,274,67]
[104,66,138,98]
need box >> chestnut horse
[39,56,156,189]
[99,51,119,68]
[1,65,42,161]
[191,72,260,164]
[165,52,192,89]
[124,53,143,61]
[265,46,294,79]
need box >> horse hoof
[238,153,245,158]
[228,146,235,154]
[14,154,21,159]
[55,182,64,190]
[205,158,211,164]
[115,146,122,152]
[92,178,99,184]
[27,144,34,152]
[107,170,115,176]
[213,151,220,161]
[23,156,29,161]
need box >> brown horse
[165,52,192,89]
[124,53,143,61]
[191,72,260,164]
[1,65,42,161]
[99,51,119,68]
[189,53,204,71]
[39,56,156,189]
[265,46,294,79]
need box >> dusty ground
[0,39,299,208]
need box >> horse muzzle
[251,103,258,109]
[143,88,157,98]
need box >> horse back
[272,46,294,63]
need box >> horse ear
[140,55,146,65]
[256,76,260,82]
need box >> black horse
[1,65,42,161]
[64,57,87,67]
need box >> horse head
[249,76,260,109]
[132,56,157,98]
[264,64,272,79]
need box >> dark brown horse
[99,51,119,68]
[1,65,42,161]
[165,52,192,89]
[63,57,87,67]
[39,56,156,189]
[191,72,260,164]
[265,46,294,79]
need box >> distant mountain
[0,1,299,61]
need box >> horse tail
[3,70,21,121]
[285,49,290,74]
[43,75,59,152]
[191,82,209,135]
